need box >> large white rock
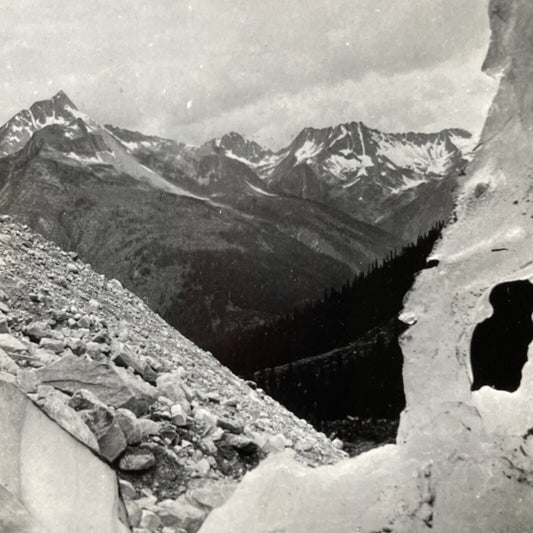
[0,484,45,533]
[199,2,533,531]
[0,381,130,533]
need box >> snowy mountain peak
[203,131,283,172]
[50,90,77,108]
[0,91,80,157]
[275,121,471,181]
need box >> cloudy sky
[1,0,497,149]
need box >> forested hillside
[212,222,444,376]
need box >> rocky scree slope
[0,214,345,532]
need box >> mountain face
[0,92,399,350]
[205,132,281,171]
[0,91,78,157]
[212,122,472,241]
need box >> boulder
[77,315,91,329]
[108,279,123,290]
[0,381,128,533]
[97,419,127,462]
[35,394,99,452]
[217,416,244,435]
[111,341,158,384]
[156,372,189,407]
[223,434,260,455]
[195,458,210,476]
[294,437,314,453]
[36,354,156,415]
[157,497,206,532]
[332,438,343,450]
[139,509,161,531]
[85,341,105,358]
[116,408,143,445]
[170,403,188,426]
[79,404,115,439]
[23,321,50,342]
[68,388,104,411]
[38,338,65,354]
[0,334,27,357]
[194,408,217,430]
[186,481,237,512]
[119,479,137,500]
[137,418,162,438]
[119,451,156,472]
[78,403,127,462]
[0,347,19,373]
[200,437,217,455]
[31,349,59,366]
[125,500,142,527]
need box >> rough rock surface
[0,212,344,531]
[199,2,533,532]
[37,354,157,415]
[0,381,128,533]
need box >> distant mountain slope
[207,122,472,242]
[0,92,396,349]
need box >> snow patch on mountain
[118,138,166,152]
[325,153,374,179]
[388,175,428,195]
[61,151,106,164]
[356,122,366,155]
[224,150,259,167]
[327,125,348,146]
[294,140,324,164]
[245,181,278,197]
[449,133,478,161]
[375,136,454,175]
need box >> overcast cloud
[0,0,497,149]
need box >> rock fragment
[0,314,9,334]
[36,354,156,415]
[0,333,27,357]
[0,347,19,373]
[171,403,188,426]
[125,500,142,527]
[119,451,156,471]
[116,407,143,445]
[23,320,50,341]
[119,479,137,500]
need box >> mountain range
[0,91,471,350]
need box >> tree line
[252,318,406,425]
[211,221,444,377]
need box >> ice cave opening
[471,280,533,392]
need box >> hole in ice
[471,280,533,392]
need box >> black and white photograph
[0,1,531,531]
